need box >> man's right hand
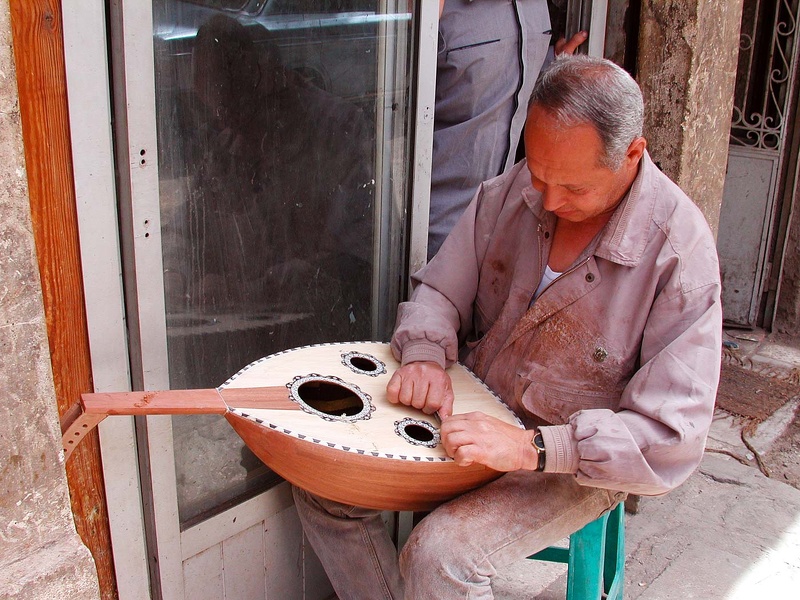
[386,361,455,418]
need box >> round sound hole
[395,418,440,448]
[288,374,374,422]
[341,351,386,377]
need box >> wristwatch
[531,428,546,472]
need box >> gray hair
[528,55,644,170]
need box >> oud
[62,342,522,511]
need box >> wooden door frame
[9,1,116,597]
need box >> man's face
[524,106,643,225]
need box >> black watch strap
[531,428,546,472]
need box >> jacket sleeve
[540,279,723,496]
[390,187,487,368]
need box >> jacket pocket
[446,37,502,59]
[516,372,622,425]
[436,34,517,120]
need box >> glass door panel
[151,0,413,526]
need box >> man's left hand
[440,412,535,472]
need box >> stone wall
[775,203,800,338]
[0,1,101,597]
[637,0,745,236]
[636,0,800,339]
[604,0,637,72]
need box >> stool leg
[603,504,625,600]
[566,512,609,600]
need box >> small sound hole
[297,381,364,417]
[404,423,435,443]
[349,356,378,372]
[341,351,386,376]
[394,417,440,448]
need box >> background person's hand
[554,30,588,56]
[386,361,455,418]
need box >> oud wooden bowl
[223,342,523,511]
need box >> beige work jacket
[392,153,722,496]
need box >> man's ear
[626,137,647,166]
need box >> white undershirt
[534,265,562,300]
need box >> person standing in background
[428,0,587,259]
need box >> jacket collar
[519,151,658,268]
[594,151,657,267]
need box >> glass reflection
[152,0,412,525]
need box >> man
[428,0,587,258]
[294,55,722,599]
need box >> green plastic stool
[527,503,625,600]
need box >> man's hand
[386,361,455,418]
[554,30,588,56]
[441,412,535,472]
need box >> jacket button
[585,273,595,282]
[593,347,608,362]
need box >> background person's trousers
[292,470,623,600]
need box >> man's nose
[541,186,566,212]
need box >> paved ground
[493,331,800,599]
